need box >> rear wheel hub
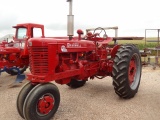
[129,57,137,85]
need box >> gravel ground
[0,65,160,120]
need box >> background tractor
[0,23,44,84]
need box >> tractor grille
[29,47,49,75]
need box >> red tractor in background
[0,23,44,84]
[16,1,142,120]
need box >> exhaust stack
[67,0,74,40]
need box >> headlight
[28,41,32,46]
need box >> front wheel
[17,82,37,118]
[112,44,142,99]
[23,83,60,120]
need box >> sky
[1,0,160,38]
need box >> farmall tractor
[16,1,142,120]
[0,23,44,84]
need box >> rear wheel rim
[128,53,141,90]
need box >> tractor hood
[28,37,96,53]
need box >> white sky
[0,0,160,37]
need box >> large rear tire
[112,44,142,99]
[67,79,87,88]
[23,83,60,120]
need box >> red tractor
[16,1,142,120]
[16,28,142,120]
[0,23,44,83]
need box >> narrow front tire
[23,83,60,120]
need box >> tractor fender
[111,45,120,58]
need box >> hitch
[0,66,7,73]
[0,67,26,87]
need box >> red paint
[128,57,137,85]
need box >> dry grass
[109,37,160,50]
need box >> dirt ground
[0,65,160,120]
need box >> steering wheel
[93,27,108,39]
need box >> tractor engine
[27,32,115,84]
